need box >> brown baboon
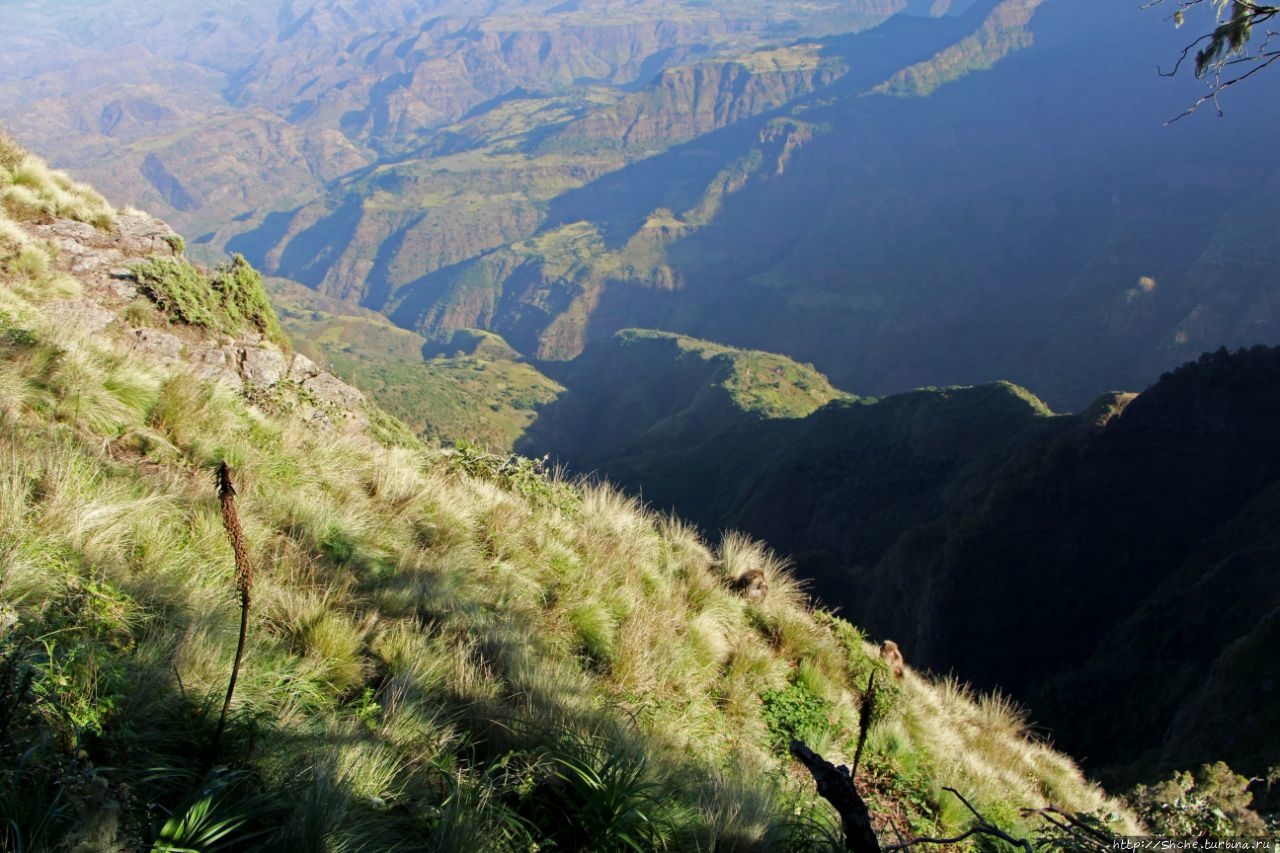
[880,640,904,679]
[733,567,769,602]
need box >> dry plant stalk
[852,671,876,778]
[210,461,253,760]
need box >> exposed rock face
[34,215,185,276]
[49,298,115,337]
[561,54,840,149]
[300,370,365,411]
[240,347,289,386]
[131,327,183,361]
[26,211,371,434]
[190,344,244,389]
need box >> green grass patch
[131,254,288,347]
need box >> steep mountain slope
[237,2,1006,333]
[0,136,1142,849]
[856,346,1280,783]
[521,328,1280,784]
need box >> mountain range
[6,0,1279,409]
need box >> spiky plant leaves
[0,740,75,853]
[146,766,282,853]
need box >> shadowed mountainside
[519,329,1280,785]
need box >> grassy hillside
[0,133,1145,849]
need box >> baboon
[733,567,769,602]
[880,640,904,679]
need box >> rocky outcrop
[28,212,370,434]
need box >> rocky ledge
[28,213,370,433]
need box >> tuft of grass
[0,147,116,230]
[0,131,24,173]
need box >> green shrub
[131,254,287,346]
[448,440,574,507]
[1127,762,1265,835]
[760,675,834,755]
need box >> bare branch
[1167,47,1280,121]
[884,789,1033,853]
[1147,0,1280,116]
[1022,806,1116,850]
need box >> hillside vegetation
[268,281,564,451]
[0,133,1147,849]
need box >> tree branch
[1167,47,1280,121]
[1022,805,1119,851]
[883,788,1034,853]
[789,740,881,853]
[1146,0,1280,116]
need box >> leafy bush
[1127,762,1266,835]
[760,675,834,755]
[448,440,575,507]
[131,254,287,346]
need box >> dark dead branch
[1022,805,1118,850]
[883,788,1033,853]
[789,739,881,853]
[791,736,1036,853]
[852,671,876,778]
